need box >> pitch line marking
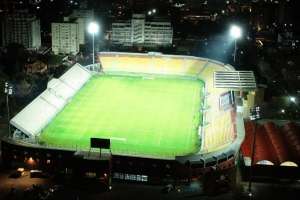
[109,137,127,142]
[142,76,154,80]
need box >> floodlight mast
[4,82,13,136]
[88,22,100,65]
[229,25,242,63]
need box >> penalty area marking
[109,137,127,142]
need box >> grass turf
[40,74,204,159]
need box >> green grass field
[40,74,204,159]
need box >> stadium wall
[1,137,237,183]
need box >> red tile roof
[241,121,300,166]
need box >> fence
[8,136,179,160]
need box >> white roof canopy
[214,71,256,90]
[10,64,92,137]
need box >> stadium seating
[10,64,92,138]
[100,53,208,76]
[197,61,236,153]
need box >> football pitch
[40,74,204,159]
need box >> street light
[229,25,242,63]
[4,82,13,136]
[289,96,296,103]
[87,21,100,65]
[248,106,261,198]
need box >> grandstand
[8,52,256,171]
[10,64,92,137]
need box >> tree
[2,43,28,78]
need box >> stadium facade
[1,52,256,184]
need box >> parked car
[9,168,25,178]
[30,170,45,178]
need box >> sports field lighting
[229,25,242,63]
[88,21,100,64]
[4,81,13,136]
[230,25,242,39]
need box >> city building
[111,14,173,47]
[51,9,94,55]
[69,9,94,46]
[51,18,79,55]
[1,10,41,49]
[112,21,132,46]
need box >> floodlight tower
[88,21,100,65]
[229,25,242,63]
[4,82,13,136]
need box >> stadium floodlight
[87,21,100,64]
[230,25,242,39]
[4,81,13,136]
[88,22,99,35]
[229,25,242,63]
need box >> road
[0,166,299,200]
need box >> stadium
[2,52,256,183]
